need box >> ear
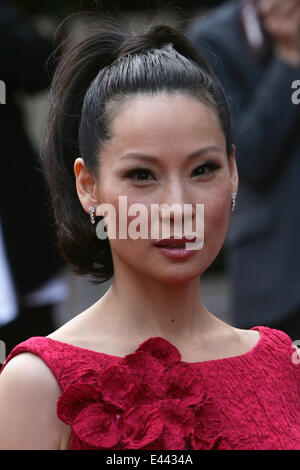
[229,144,239,195]
[74,158,98,214]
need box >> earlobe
[231,144,236,159]
[229,144,238,188]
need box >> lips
[154,236,198,259]
[154,236,196,247]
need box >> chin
[153,248,216,283]
[149,264,206,285]
[159,274,201,285]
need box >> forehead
[104,93,226,159]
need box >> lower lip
[155,245,198,258]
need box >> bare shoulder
[0,352,70,450]
[0,351,60,390]
[232,327,261,352]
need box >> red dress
[1,325,300,450]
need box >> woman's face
[75,93,238,284]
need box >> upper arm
[0,352,70,450]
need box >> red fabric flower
[119,404,164,449]
[57,336,223,450]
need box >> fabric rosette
[57,337,223,450]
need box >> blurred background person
[186,0,300,339]
[0,0,69,356]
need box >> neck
[97,261,216,345]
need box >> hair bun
[114,23,199,64]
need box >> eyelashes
[124,163,220,181]
[124,161,221,182]
[124,166,154,181]
[191,162,221,177]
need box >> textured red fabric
[1,325,300,450]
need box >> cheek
[102,189,152,247]
[203,190,231,242]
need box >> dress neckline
[45,325,265,366]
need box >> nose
[157,180,196,233]
[158,203,196,223]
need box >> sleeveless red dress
[1,325,300,450]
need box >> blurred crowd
[0,0,299,358]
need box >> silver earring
[89,206,96,224]
[231,193,237,212]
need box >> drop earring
[89,206,96,224]
[231,193,237,212]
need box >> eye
[191,161,221,177]
[124,166,155,182]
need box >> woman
[0,13,299,450]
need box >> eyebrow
[119,146,223,162]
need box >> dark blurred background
[10,0,224,15]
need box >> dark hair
[41,11,233,285]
